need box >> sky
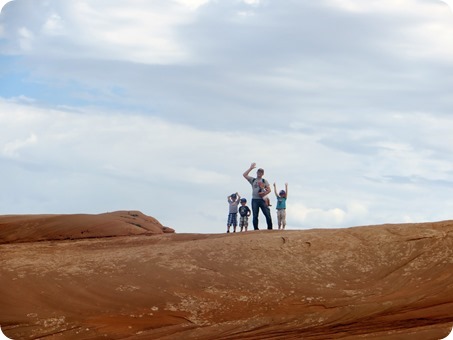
[1,0,453,234]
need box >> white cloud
[2,98,453,233]
[2,132,37,157]
[17,26,33,51]
[289,203,348,228]
[243,0,260,5]
[329,0,442,14]
[0,99,275,230]
[1,0,209,63]
[0,0,12,11]
[175,0,210,10]
[42,13,64,36]
[442,0,453,11]
[2,0,452,65]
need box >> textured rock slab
[0,219,452,339]
[0,211,173,244]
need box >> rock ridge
[0,210,174,245]
[0,216,452,339]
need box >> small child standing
[238,198,251,232]
[227,193,241,233]
[273,183,288,230]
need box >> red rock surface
[0,213,452,339]
[0,211,174,245]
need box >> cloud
[4,0,451,127]
[0,98,278,231]
[0,0,12,12]
[2,3,451,99]
[287,200,372,229]
[0,0,211,63]
[442,0,453,11]
[2,96,453,233]
[2,132,36,157]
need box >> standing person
[227,193,240,233]
[243,163,273,230]
[238,198,251,232]
[274,183,288,230]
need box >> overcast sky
[1,0,453,234]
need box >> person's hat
[279,190,286,196]
[240,198,247,203]
[231,193,237,199]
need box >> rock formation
[0,212,452,339]
[0,211,174,245]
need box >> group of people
[226,163,288,233]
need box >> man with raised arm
[243,163,273,230]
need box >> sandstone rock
[0,211,171,244]
[0,216,452,339]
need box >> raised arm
[273,183,279,197]
[243,162,256,179]
[285,183,288,197]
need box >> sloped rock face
[0,217,452,339]
[0,211,173,244]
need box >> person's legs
[255,199,272,230]
[251,199,260,230]
[227,213,231,233]
[277,209,282,229]
[260,200,273,230]
[281,209,286,230]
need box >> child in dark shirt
[238,198,251,232]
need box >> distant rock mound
[0,211,174,244]
[0,217,452,339]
